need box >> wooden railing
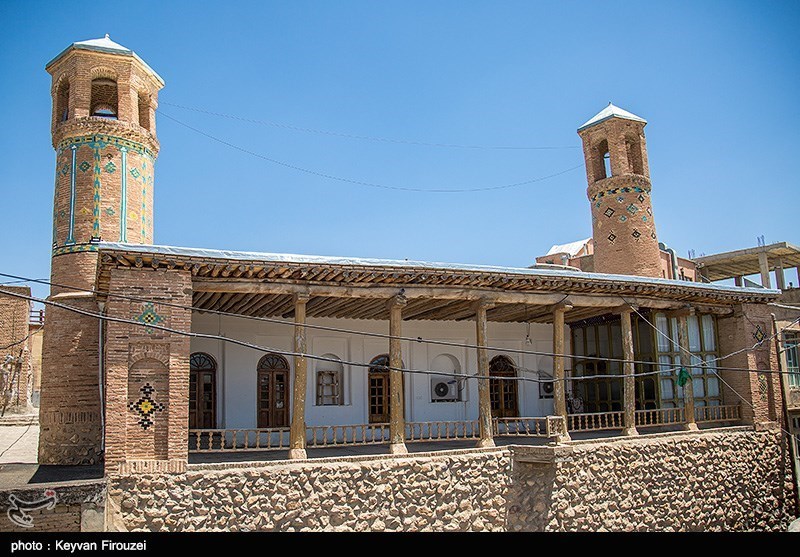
[306,423,390,447]
[568,411,624,432]
[494,417,551,437]
[636,407,685,427]
[189,428,290,453]
[406,420,480,442]
[695,404,741,423]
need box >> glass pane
[658,355,672,374]
[586,327,596,357]
[611,323,622,358]
[688,315,701,352]
[598,325,609,358]
[637,319,653,357]
[707,376,720,397]
[573,328,584,356]
[693,377,705,397]
[655,313,671,352]
[670,319,679,351]
[702,315,716,351]
[690,354,703,375]
[661,379,674,400]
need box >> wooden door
[489,355,519,418]
[368,354,403,424]
[189,353,217,429]
[257,354,290,428]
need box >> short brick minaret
[39,36,163,465]
[578,103,662,278]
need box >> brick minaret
[578,103,661,278]
[39,36,163,465]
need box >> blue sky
[1,1,799,300]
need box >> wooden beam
[192,279,697,310]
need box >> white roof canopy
[578,102,647,132]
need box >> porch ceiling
[191,291,656,324]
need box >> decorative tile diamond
[753,325,766,344]
[637,194,645,203]
[604,207,615,218]
[619,215,627,223]
[631,229,641,239]
[129,383,165,430]
[130,167,141,179]
[595,201,601,208]
[651,232,657,239]
[105,207,115,216]
[59,164,69,176]
[104,161,116,173]
[626,204,639,215]
[79,161,91,173]
[642,216,648,222]
[607,233,617,243]
[136,302,164,334]
[617,196,625,203]
[647,207,652,216]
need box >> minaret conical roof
[578,102,646,132]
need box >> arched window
[91,78,118,118]
[138,92,151,131]
[189,352,217,429]
[430,354,462,402]
[489,355,519,418]
[257,353,290,428]
[316,354,344,406]
[56,80,70,123]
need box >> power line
[2,271,787,375]
[158,111,584,194]
[3,283,800,384]
[159,101,581,151]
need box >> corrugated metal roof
[578,102,647,132]
[96,241,779,298]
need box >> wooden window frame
[316,368,343,406]
[189,352,217,429]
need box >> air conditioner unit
[539,373,554,399]
[431,377,459,402]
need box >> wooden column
[288,293,310,459]
[388,295,408,454]
[734,276,743,287]
[677,314,698,431]
[620,309,639,436]
[553,303,572,441]
[475,300,495,448]
[759,251,772,289]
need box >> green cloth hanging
[677,367,691,387]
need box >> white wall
[191,312,560,428]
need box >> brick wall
[0,286,32,410]
[38,296,102,465]
[104,267,191,473]
[717,303,783,426]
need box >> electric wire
[2,271,790,375]
[159,101,581,151]
[158,111,584,193]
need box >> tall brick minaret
[578,103,662,278]
[39,36,163,464]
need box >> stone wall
[508,427,796,531]
[107,428,797,532]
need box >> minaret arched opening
[55,80,70,122]
[592,139,611,181]
[137,92,151,131]
[626,134,644,175]
[91,78,119,118]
